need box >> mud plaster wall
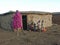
[27,14,52,28]
[0,14,14,30]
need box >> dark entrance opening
[22,15,27,30]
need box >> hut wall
[0,14,14,31]
[27,14,52,28]
[0,13,52,31]
[41,15,52,27]
[52,15,60,25]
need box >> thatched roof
[21,11,52,15]
[53,12,60,15]
[0,11,52,16]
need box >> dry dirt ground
[0,24,60,45]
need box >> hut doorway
[22,15,27,30]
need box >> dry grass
[0,25,60,45]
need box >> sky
[0,0,60,13]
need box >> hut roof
[21,11,52,15]
[0,11,52,16]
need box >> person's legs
[34,26,36,32]
[18,28,22,32]
[14,29,17,32]
[13,28,22,36]
[17,28,20,37]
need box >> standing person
[37,20,40,32]
[34,23,36,32]
[41,20,44,32]
[12,10,23,36]
[27,23,31,31]
[30,22,34,31]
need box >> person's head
[38,20,40,23]
[37,20,40,24]
[15,10,19,15]
[42,20,44,23]
[16,10,18,12]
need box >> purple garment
[12,10,23,29]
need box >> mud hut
[0,11,52,31]
[52,12,60,25]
